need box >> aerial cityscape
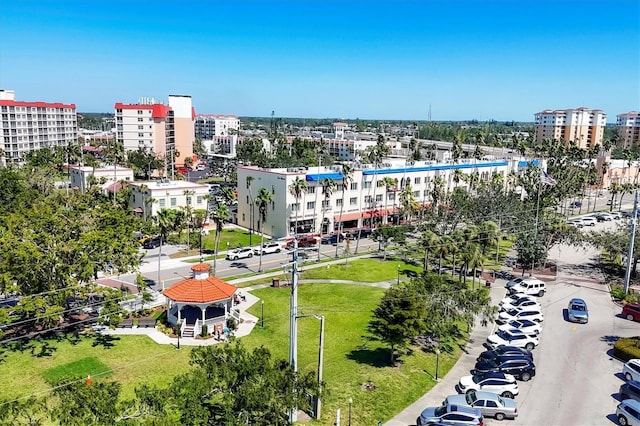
[1,1,639,425]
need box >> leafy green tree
[51,380,122,426]
[255,187,275,272]
[368,285,426,364]
[371,225,406,260]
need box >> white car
[458,372,519,398]
[225,247,253,260]
[497,308,544,325]
[253,242,282,255]
[623,359,640,382]
[500,297,541,312]
[499,294,538,307]
[505,276,540,290]
[580,216,598,226]
[486,329,539,351]
[498,319,542,335]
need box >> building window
[246,195,249,204]
[375,194,383,202]
[322,200,330,208]
[159,199,166,208]
[138,117,143,122]
[388,193,395,201]
[414,177,421,184]
[308,186,316,194]
[307,201,315,210]
[414,191,420,197]
[291,203,300,212]
[242,213,245,221]
[363,181,372,189]
[376,180,385,188]
[350,182,358,190]
[186,196,192,206]
[197,196,202,204]
[350,197,357,205]
[336,198,343,207]
[364,195,372,204]
[170,198,177,207]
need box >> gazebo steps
[182,326,195,338]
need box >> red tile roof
[0,100,76,109]
[163,277,237,303]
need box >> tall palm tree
[437,235,454,275]
[155,208,175,285]
[478,220,499,264]
[182,190,195,252]
[420,230,440,274]
[336,164,354,258]
[381,176,397,225]
[464,244,483,289]
[450,229,463,277]
[452,169,464,188]
[318,178,336,262]
[399,183,419,223]
[255,187,275,272]
[211,203,230,275]
[246,176,255,245]
[288,176,308,235]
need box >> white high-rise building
[534,107,606,149]
[0,90,77,164]
[195,114,240,157]
[616,112,640,148]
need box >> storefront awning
[333,212,361,222]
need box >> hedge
[613,337,640,361]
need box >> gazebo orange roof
[163,266,237,303]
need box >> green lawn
[242,283,465,426]
[300,258,422,282]
[1,277,467,425]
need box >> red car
[622,302,640,322]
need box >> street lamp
[435,348,441,381]
[397,264,400,285]
[261,300,264,328]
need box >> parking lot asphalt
[386,218,636,426]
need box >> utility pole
[289,239,299,424]
[624,191,638,295]
[315,315,325,420]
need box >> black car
[321,233,345,244]
[478,346,533,362]
[471,358,536,382]
[345,228,373,239]
[143,236,163,249]
[620,380,640,402]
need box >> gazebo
[163,263,239,338]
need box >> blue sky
[1,0,638,121]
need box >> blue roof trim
[306,172,344,181]
[362,160,509,175]
[518,159,540,167]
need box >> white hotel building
[237,158,533,238]
[0,89,77,164]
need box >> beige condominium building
[534,107,606,148]
[616,111,640,148]
[0,89,77,164]
[114,95,195,168]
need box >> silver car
[443,390,518,421]
[567,298,588,323]
[617,399,640,426]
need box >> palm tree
[452,169,464,188]
[452,130,465,162]
[318,178,336,262]
[246,176,255,245]
[211,203,230,275]
[399,183,418,223]
[182,190,195,252]
[436,234,454,275]
[464,244,483,289]
[420,230,440,274]
[478,220,499,257]
[255,187,275,272]
[449,229,463,277]
[154,208,175,285]
[288,176,308,235]
[138,184,149,220]
[335,164,354,258]
[381,176,397,225]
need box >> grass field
[1,261,468,425]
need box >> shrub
[201,324,208,337]
[227,317,237,331]
[613,337,640,361]
[611,285,626,301]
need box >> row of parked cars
[416,277,549,425]
[616,359,640,426]
[567,211,630,228]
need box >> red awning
[333,212,361,222]
[363,208,393,218]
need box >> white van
[509,279,546,297]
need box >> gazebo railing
[194,319,202,336]
[204,316,226,329]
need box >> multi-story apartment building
[616,112,640,148]
[0,89,77,164]
[129,179,209,218]
[69,165,134,194]
[114,95,195,168]
[534,107,606,149]
[237,158,527,238]
[195,114,240,157]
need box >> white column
[224,301,228,318]
[201,305,206,322]
[177,303,182,322]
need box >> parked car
[622,302,640,322]
[253,242,282,255]
[620,380,640,403]
[611,211,624,220]
[623,359,640,382]
[458,372,519,398]
[616,399,640,426]
[345,228,373,239]
[500,297,541,313]
[498,319,542,335]
[580,216,597,226]
[287,235,319,249]
[570,201,582,208]
[416,404,483,426]
[505,276,541,291]
[496,308,544,325]
[471,357,536,381]
[225,247,253,260]
[486,329,539,351]
[595,212,615,221]
[567,298,589,323]
[478,347,533,363]
[142,236,163,249]
[508,279,546,297]
[321,233,345,244]
[443,390,518,421]
[499,294,537,307]
[567,219,584,228]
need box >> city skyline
[1,0,638,122]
